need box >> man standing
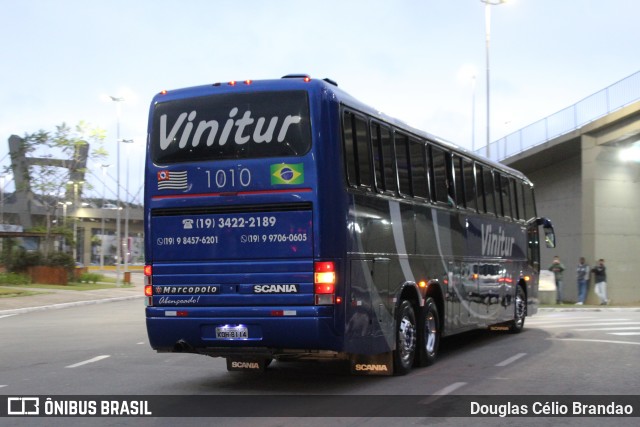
[575,257,589,305]
[549,256,565,304]
[591,259,608,305]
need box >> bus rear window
[151,91,311,163]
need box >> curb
[0,295,144,316]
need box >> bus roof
[152,75,531,185]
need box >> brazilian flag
[270,163,304,185]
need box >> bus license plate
[216,325,248,340]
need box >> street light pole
[100,164,109,272]
[121,139,134,282]
[481,0,507,160]
[110,95,124,285]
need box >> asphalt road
[1,301,639,426]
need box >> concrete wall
[527,152,583,302]
[583,136,640,304]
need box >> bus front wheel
[393,299,417,375]
[509,285,527,333]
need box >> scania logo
[231,361,260,369]
[253,284,299,293]
[354,364,389,372]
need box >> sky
[1,0,639,205]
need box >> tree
[6,122,108,256]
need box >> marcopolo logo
[270,163,304,185]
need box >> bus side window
[354,114,371,188]
[342,110,371,189]
[510,179,524,219]
[342,111,358,186]
[370,122,384,192]
[430,145,449,205]
[380,125,397,194]
[410,138,428,198]
[500,174,513,219]
[453,155,465,208]
[395,132,411,196]
[483,168,496,215]
[523,183,536,221]
[516,182,526,221]
[509,178,519,220]
[463,159,477,211]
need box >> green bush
[0,272,31,285]
[45,252,75,270]
[4,247,42,273]
[79,273,103,284]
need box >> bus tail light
[144,285,153,297]
[314,261,336,305]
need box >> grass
[0,282,118,291]
[0,287,45,298]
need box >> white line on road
[0,385,7,388]
[433,382,468,396]
[609,332,640,336]
[495,353,527,367]
[419,382,467,405]
[536,322,640,329]
[0,314,17,319]
[575,326,640,331]
[547,338,640,346]
[66,355,110,368]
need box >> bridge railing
[476,70,640,162]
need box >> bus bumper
[145,306,341,356]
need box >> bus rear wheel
[393,299,417,375]
[417,297,440,367]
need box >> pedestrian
[591,259,608,305]
[548,255,565,304]
[575,257,589,305]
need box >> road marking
[66,355,110,368]
[419,382,467,405]
[537,321,640,329]
[0,385,7,388]
[609,332,640,336]
[433,382,467,396]
[136,342,145,345]
[548,338,640,346]
[495,353,527,367]
[575,326,640,331]
[0,314,17,319]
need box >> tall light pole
[121,139,134,281]
[481,0,507,160]
[110,95,124,285]
[100,164,110,272]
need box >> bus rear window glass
[151,91,311,163]
[395,133,411,195]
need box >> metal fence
[476,70,640,162]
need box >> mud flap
[226,358,269,372]
[350,352,394,376]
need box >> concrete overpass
[486,72,640,305]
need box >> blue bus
[144,75,556,375]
